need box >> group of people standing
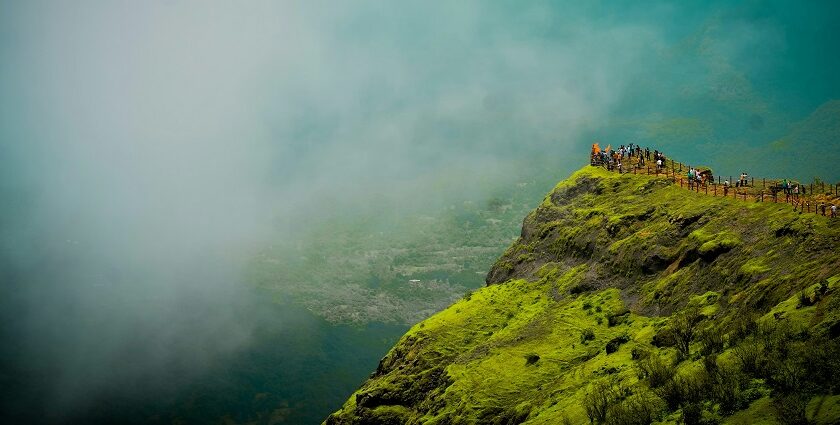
[590,142,667,174]
[780,179,803,197]
[794,199,838,218]
[686,167,707,189]
[589,142,838,219]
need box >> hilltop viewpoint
[325,165,840,425]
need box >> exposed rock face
[325,166,840,425]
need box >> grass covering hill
[324,165,840,425]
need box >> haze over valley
[1,1,839,424]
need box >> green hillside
[325,165,840,424]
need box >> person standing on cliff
[831,204,837,218]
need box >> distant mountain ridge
[767,100,840,180]
[325,165,840,424]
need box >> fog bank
[2,1,839,421]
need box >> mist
[2,0,839,423]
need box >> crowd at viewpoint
[590,142,666,173]
[589,142,837,218]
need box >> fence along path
[591,148,840,217]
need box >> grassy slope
[325,166,840,424]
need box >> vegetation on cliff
[325,166,840,424]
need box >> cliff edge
[325,165,840,425]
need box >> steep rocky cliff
[325,166,840,424]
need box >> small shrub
[652,326,676,348]
[699,327,724,355]
[772,394,809,425]
[606,335,630,354]
[631,347,648,360]
[581,328,595,344]
[608,310,630,327]
[524,353,540,366]
[658,378,682,411]
[702,354,718,375]
[732,338,763,375]
[818,279,829,296]
[681,402,703,425]
[672,308,701,360]
[727,310,759,344]
[797,290,810,308]
[801,337,840,393]
[657,370,706,411]
[637,353,675,388]
[571,283,593,294]
[605,391,665,425]
[713,364,749,415]
[584,379,619,424]
[756,321,797,358]
[768,348,807,394]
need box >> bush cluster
[583,378,665,425]
[633,314,840,424]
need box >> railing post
[763,178,765,189]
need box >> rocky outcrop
[325,166,840,425]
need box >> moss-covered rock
[325,166,840,425]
